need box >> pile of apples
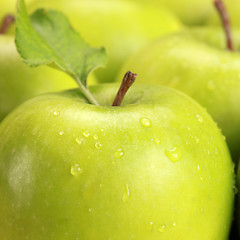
[0,0,240,239]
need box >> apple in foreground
[118,27,240,161]
[0,83,234,240]
[28,0,182,83]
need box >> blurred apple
[29,0,182,83]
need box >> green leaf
[15,0,108,105]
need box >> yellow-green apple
[0,1,234,239]
[118,27,240,161]
[0,82,235,240]
[28,0,182,83]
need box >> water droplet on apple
[93,134,99,140]
[140,117,152,128]
[196,114,203,123]
[88,208,94,213]
[75,137,83,145]
[53,111,60,116]
[114,149,124,159]
[70,164,83,176]
[186,127,191,131]
[200,176,203,181]
[147,222,154,231]
[59,130,64,136]
[197,165,201,171]
[95,142,102,149]
[165,146,182,163]
[158,224,166,233]
[194,137,200,143]
[122,184,130,202]
[154,138,161,144]
[172,222,177,227]
[83,131,90,138]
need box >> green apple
[118,27,240,161]
[5,2,233,238]
[0,83,234,240]
[28,0,182,83]
[126,0,213,26]
[0,0,35,18]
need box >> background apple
[28,0,182,83]
[118,27,240,162]
[0,0,35,18]
[0,83,235,240]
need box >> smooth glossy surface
[0,84,234,239]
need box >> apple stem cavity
[214,0,233,51]
[0,15,15,34]
[112,71,137,106]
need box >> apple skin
[0,0,35,18]
[0,35,98,122]
[28,0,182,83]
[0,83,234,239]
[118,27,240,161]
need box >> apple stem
[0,15,15,34]
[214,0,233,51]
[112,71,137,106]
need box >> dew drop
[53,111,60,116]
[95,142,102,149]
[196,114,203,123]
[75,137,83,145]
[154,138,161,144]
[172,222,177,228]
[140,117,152,128]
[194,137,200,143]
[88,208,94,213]
[197,165,201,171]
[147,222,154,231]
[200,176,203,181]
[70,164,83,176]
[93,134,99,140]
[122,184,130,202]
[165,146,182,163]
[158,224,166,233]
[114,149,124,159]
[83,131,90,138]
[59,130,64,136]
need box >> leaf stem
[0,15,15,34]
[76,79,100,106]
[112,71,137,106]
[214,0,233,51]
